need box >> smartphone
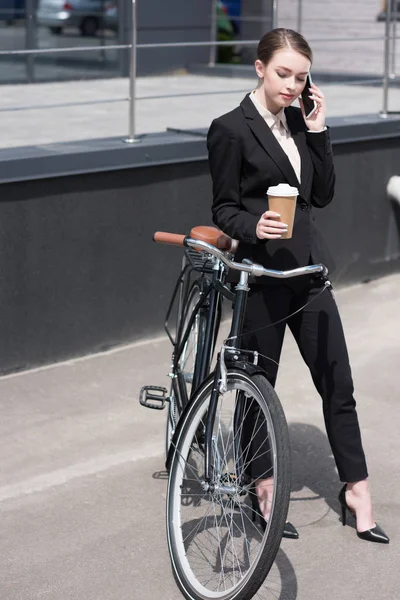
[301,72,317,119]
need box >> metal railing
[0,0,399,142]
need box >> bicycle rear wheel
[166,370,291,600]
[166,280,207,457]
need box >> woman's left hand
[299,82,326,131]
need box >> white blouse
[249,90,302,184]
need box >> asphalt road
[1,274,400,600]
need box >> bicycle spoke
[220,497,243,586]
[234,406,265,466]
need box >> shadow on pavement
[258,547,298,600]
[289,422,343,520]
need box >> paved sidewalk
[1,73,400,149]
[1,273,399,600]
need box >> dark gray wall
[0,162,212,373]
[0,123,399,374]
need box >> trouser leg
[240,285,291,480]
[288,282,368,482]
[241,285,291,386]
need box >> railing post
[390,4,397,78]
[272,0,278,29]
[297,0,303,33]
[125,0,139,143]
[209,0,218,67]
[381,0,393,116]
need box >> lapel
[240,94,312,195]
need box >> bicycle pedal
[139,386,168,410]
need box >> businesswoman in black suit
[207,28,389,543]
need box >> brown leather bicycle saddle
[190,226,238,253]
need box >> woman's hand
[299,82,326,131]
[256,211,288,240]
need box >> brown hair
[257,28,313,66]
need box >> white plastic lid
[267,183,299,197]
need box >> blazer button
[300,202,308,211]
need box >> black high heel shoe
[250,490,299,540]
[338,484,389,544]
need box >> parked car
[36,0,108,36]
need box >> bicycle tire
[166,369,291,600]
[165,280,207,458]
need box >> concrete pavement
[1,273,399,600]
[1,73,400,150]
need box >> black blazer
[207,93,336,280]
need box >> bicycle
[140,225,329,600]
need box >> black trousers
[240,277,369,483]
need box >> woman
[207,28,389,543]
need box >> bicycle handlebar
[153,232,329,280]
[153,232,186,246]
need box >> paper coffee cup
[267,183,299,239]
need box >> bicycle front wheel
[166,370,291,600]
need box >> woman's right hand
[256,211,288,240]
